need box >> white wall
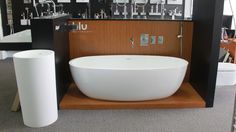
[223,0,236,29]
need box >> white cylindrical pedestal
[13,50,58,128]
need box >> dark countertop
[69,18,193,22]
[33,13,192,22]
[33,14,71,20]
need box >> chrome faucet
[130,2,134,19]
[33,0,39,17]
[40,0,57,16]
[114,4,119,16]
[149,1,161,16]
[131,1,138,17]
[123,3,128,19]
[160,0,166,19]
[169,7,178,20]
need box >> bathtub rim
[69,55,189,71]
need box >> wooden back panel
[69,20,193,81]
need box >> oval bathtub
[69,55,188,101]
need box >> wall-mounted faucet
[177,22,184,57]
[130,36,135,48]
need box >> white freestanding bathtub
[69,55,188,101]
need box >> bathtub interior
[69,55,188,70]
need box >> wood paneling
[70,20,181,57]
[60,83,205,109]
[69,20,193,81]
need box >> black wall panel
[190,0,224,107]
[0,0,10,35]
[10,0,185,33]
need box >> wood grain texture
[60,83,205,109]
[69,20,193,81]
[69,20,181,57]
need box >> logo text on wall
[77,22,88,31]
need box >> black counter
[69,18,193,22]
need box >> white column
[13,50,58,128]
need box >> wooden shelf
[60,83,205,109]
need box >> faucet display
[130,0,138,19]
[149,1,161,16]
[20,7,32,26]
[41,0,57,16]
[169,7,182,20]
[114,0,129,19]
[57,4,65,14]
[111,0,183,19]
[33,0,58,17]
[134,0,148,18]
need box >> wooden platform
[60,83,205,109]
